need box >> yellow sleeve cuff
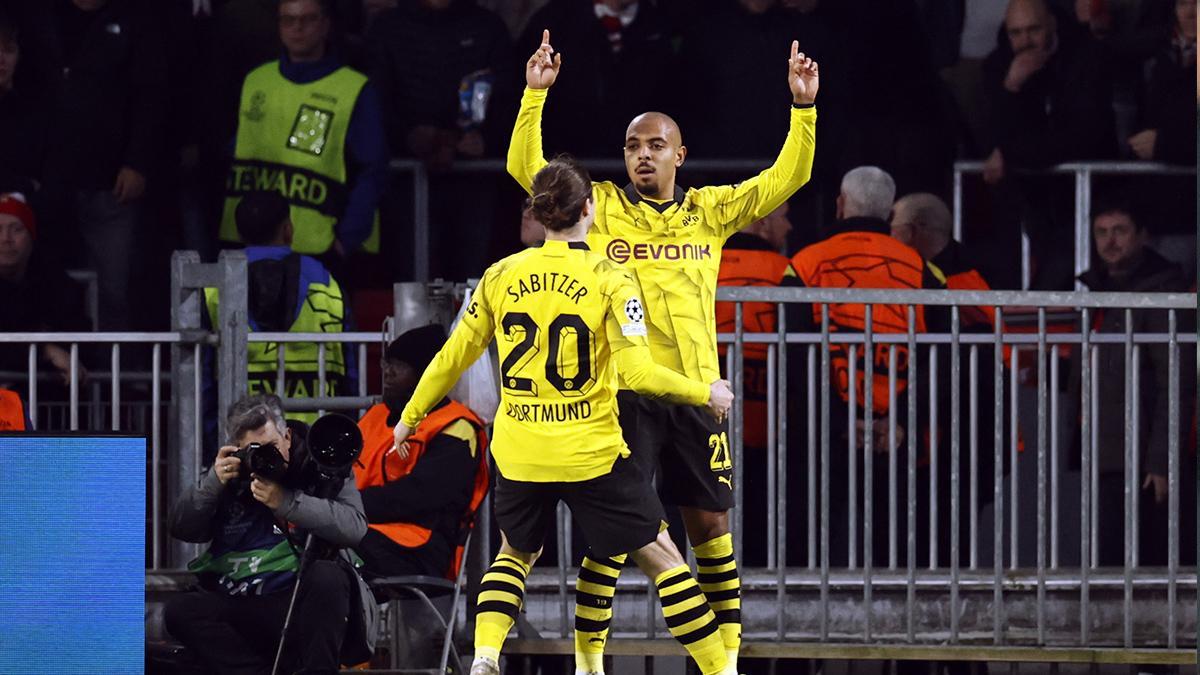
[522,87,548,105]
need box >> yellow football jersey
[508,87,817,382]
[400,240,709,483]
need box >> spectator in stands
[771,0,952,196]
[1070,197,1196,567]
[980,0,1117,289]
[220,0,388,275]
[677,0,812,161]
[890,192,1001,568]
[892,193,998,331]
[354,325,490,578]
[0,194,90,390]
[0,12,45,198]
[0,388,27,430]
[22,0,167,332]
[366,0,512,280]
[205,191,355,428]
[1068,0,1174,148]
[165,393,372,673]
[982,0,1115,184]
[716,202,799,568]
[194,0,281,157]
[181,0,282,262]
[790,167,945,567]
[519,0,676,157]
[1127,0,1196,165]
[919,0,1008,157]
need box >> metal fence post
[216,250,249,444]
[1074,169,1092,291]
[169,251,202,568]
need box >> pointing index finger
[542,29,551,48]
[790,40,798,61]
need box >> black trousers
[164,560,352,674]
[356,528,452,580]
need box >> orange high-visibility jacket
[355,400,489,578]
[791,219,940,414]
[0,389,26,431]
[717,234,795,447]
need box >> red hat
[0,194,35,239]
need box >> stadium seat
[367,533,473,674]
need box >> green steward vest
[220,61,380,254]
[205,274,349,425]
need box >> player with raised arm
[393,158,739,675]
[509,29,819,675]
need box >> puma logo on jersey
[718,476,733,490]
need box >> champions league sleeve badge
[622,297,647,336]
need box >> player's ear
[676,145,687,168]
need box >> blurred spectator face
[1005,0,1055,54]
[418,0,453,10]
[0,32,16,93]
[623,113,686,200]
[1177,0,1197,40]
[757,203,793,251]
[381,357,418,411]
[520,209,546,247]
[70,0,109,11]
[1092,211,1145,270]
[279,0,330,62]
[0,212,33,278]
[738,0,778,13]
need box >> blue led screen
[0,435,145,673]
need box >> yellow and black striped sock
[655,565,729,675]
[474,553,531,664]
[693,533,741,669]
[574,552,626,673]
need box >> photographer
[165,394,369,674]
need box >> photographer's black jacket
[169,422,367,595]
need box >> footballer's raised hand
[788,41,819,105]
[526,29,561,90]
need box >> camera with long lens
[305,413,363,486]
[231,441,289,489]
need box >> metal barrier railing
[2,253,413,569]
[952,161,1196,290]
[8,259,1195,655]
[508,287,1196,654]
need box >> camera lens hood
[307,412,363,473]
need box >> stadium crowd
[0,0,1193,672]
[0,0,1194,337]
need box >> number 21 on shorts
[708,432,732,472]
